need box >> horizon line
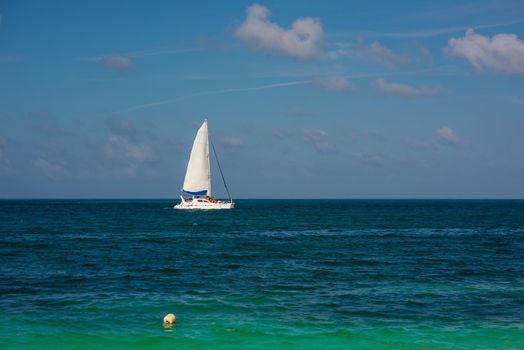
[1,197,523,201]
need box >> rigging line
[210,138,232,202]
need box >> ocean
[1,199,523,349]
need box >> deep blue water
[1,200,523,349]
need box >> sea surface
[1,199,523,349]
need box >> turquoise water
[1,199,523,349]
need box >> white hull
[174,196,234,210]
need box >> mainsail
[182,120,212,196]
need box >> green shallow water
[3,318,523,350]
[1,199,523,349]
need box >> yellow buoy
[163,313,176,325]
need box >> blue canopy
[182,189,208,196]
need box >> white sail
[182,120,212,196]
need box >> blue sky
[1,0,523,198]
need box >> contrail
[332,19,524,39]
[111,65,462,115]
[80,47,202,62]
[113,80,311,114]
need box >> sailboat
[174,119,235,210]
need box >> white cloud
[107,118,138,137]
[103,54,135,71]
[436,126,459,145]
[235,3,324,60]
[328,40,409,69]
[352,150,384,167]
[104,134,153,162]
[290,106,317,118]
[94,118,161,180]
[33,158,68,179]
[375,78,441,97]
[446,29,524,74]
[365,42,409,69]
[103,118,155,163]
[301,129,337,154]
[312,76,354,92]
[101,132,155,179]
